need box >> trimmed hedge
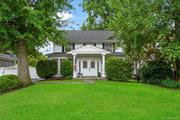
[140,60,173,85]
[0,75,22,92]
[61,59,73,79]
[106,57,132,81]
[36,60,57,78]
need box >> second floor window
[72,43,75,50]
[102,43,105,49]
[113,43,115,52]
[62,45,65,53]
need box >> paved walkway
[31,78,45,83]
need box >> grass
[0,80,179,120]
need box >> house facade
[46,31,124,78]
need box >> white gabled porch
[67,45,110,78]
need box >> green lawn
[0,80,179,120]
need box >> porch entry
[67,45,110,78]
[78,60,99,77]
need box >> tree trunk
[17,40,32,86]
[173,61,177,81]
[134,61,140,82]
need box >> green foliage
[0,0,72,85]
[163,41,180,62]
[61,59,73,79]
[106,57,132,81]
[83,0,180,82]
[83,0,165,67]
[28,53,47,67]
[36,60,57,78]
[0,0,72,52]
[0,75,22,92]
[140,60,173,85]
[160,79,180,89]
[82,0,113,30]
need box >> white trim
[101,54,105,77]
[57,58,61,75]
[67,45,110,55]
[73,54,77,78]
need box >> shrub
[28,53,47,67]
[61,59,73,79]
[106,57,132,81]
[0,75,22,92]
[161,79,180,88]
[140,60,173,85]
[36,60,57,78]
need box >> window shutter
[102,43,105,49]
[73,43,75,49]
[62,45,64,53]
[113,43,115,52]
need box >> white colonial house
[46,30,124,78]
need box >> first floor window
[83,61,87,68]
[91,61,95,68]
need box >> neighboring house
[0,65,40,79]
[0,54,39,79]
[0,54,16,67]
[46,30,124,78]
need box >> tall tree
[162,0,180,80]
[109,0,170,74]
[82,0,166,75]
[81,0,113,30]
[0,0,72,86]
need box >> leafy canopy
[0,0,72,53]
[82,0,179,63]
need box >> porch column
[72,53,77,78]
[101,53,106,78]
[57,58,61,75]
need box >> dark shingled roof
[46,53,68,57]
[46,52,124,57]
[64,30,115,43]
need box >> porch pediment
[67,45,110,55]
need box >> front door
[81,60,97,76]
